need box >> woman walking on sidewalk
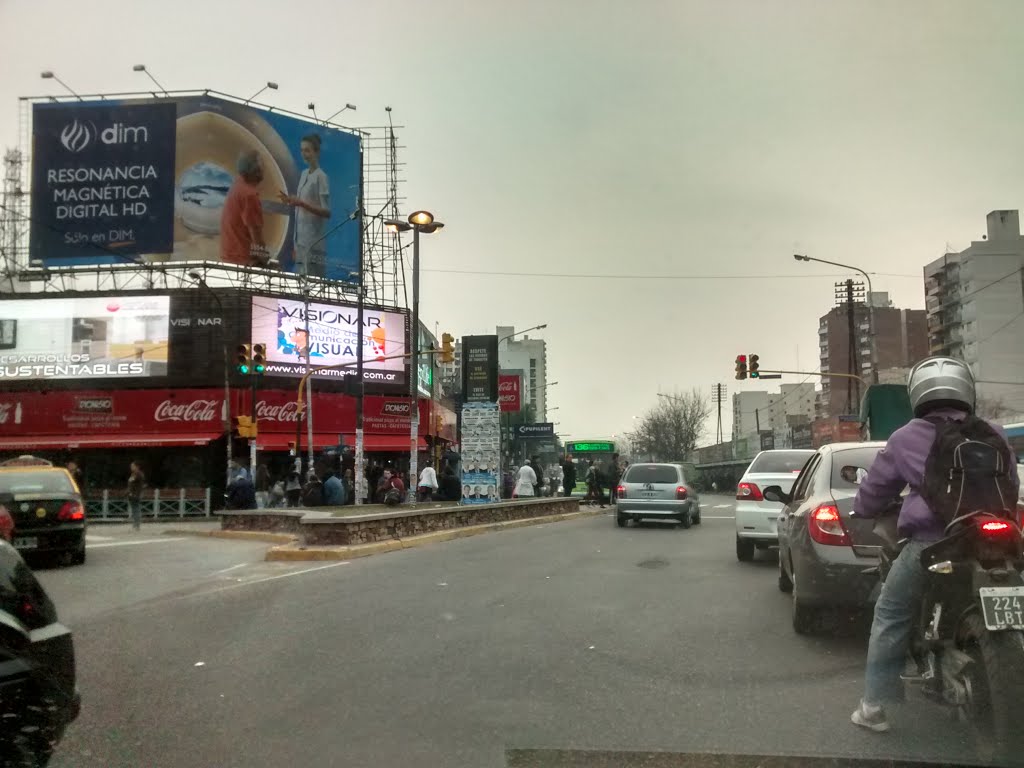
[127,461,146,530]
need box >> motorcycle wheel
[958,611,1024,762]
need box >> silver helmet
[907,356,976,417]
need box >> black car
[0,522,80,766]
[0,464,86,566]
[768,442,887,634]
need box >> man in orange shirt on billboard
[220,149,271,267]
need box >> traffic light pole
[250,375,258,478]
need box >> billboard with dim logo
[30,95,361,281]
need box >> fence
[84,487,213,520]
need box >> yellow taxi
[0,455,87,565]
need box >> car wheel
[778,554,793,593]
[791,569,818,634]
[736,535,755,562]
[692,506,701,525]
[616,512,627,528]
[72,545,86,565]
[678,512,692,529]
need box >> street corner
[265,539,401,562]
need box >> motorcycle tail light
[977,518,1017,541]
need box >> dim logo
[59,119,149,153]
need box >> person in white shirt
[514,463,537,498]
[417,464,439,502]
[279,133,331,277]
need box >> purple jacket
[853,407,1019,540]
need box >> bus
[564,439,618,495]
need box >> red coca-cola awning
[341,434,428,451]
[254,433,340,451]
[0,432,221,451]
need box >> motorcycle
[869,502,1024,763]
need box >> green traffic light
[255,364,265,374]
[239,364,251,374]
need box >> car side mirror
[762,485,791,504]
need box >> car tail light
[737,482,763,501]
[58,501,85,522]
[676,486,688,500]
[0,508,12,542]
[808,504,851,546]
[616,485,626,499]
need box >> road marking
[713,504,732,509]
[702,515,735,519]
[85,534,115,543]
[211,562,248,576]
[88,537,187,548]
[197,562,349,596]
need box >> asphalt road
[35,496,1001,767]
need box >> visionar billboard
[250,295,407,385]
[0,295,170,380]
[30,95,361,281]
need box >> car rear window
[0,470,76,495]
[746,450,815,474]
[623,465,680,484]
[831,446,883,491]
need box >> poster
[460,402,500,504]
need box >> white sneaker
[851,700,890,733]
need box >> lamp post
[39,71,81,100]
[131,64,169,96]
[794,254,878,384]
[187,272,233,482]
[348,270,366,504]
[386,211,445,505]
[245,81,278,104]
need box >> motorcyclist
[849,357,1018,733]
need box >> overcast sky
[3,0,1023,443]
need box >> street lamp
[325,103,357,123]
[132,64,169,96]
[794,254,878,384]
[187,271,233,480]
[40,71,81,100]
[245,81,278,104]
[499,324,548,346]
[385,211,446,505]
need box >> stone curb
[162,529,298,545]
[264,507,604,562]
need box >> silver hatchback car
[615,463,701,528]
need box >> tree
[633,389,712,462]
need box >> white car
[735,449,815,562]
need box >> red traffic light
[736,355,747,362]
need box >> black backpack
[920,415,1017,525]
[302,479,325,508]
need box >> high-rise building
[817,292,928,418]
[767,383,817,431]
[732,390,770,443]
[496,326,548,421]
[924,210,1024,418]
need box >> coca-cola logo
[154,399,218,422]
[256,400,300,422]
[0,403,12,424]
[75,397,113,413]
[382,401,411,416]
[498,381,518,392]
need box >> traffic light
[252,343,267,375]
[234,415,257,438]
[236,344,252,375]
[749,354,760,379]
[440,333,454,363]
[734,354,748,380]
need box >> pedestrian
[226,473,257,510]
[440,465,461,501]
[561,456,577,498]
[254,462,272,509]
[127,461,146,530]
[301,471,325,507]
[344,468,356,504]
[513,462,537,499]
[285,469,302,508]
[527,455,545,497]
[323,468,344,506]
[585,460,605,508]
[270,479,286,508]
[418,463,439,502]
[381,468,406,506]
[606,453,622,503]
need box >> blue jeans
[128,498,142,530]
[864,538,931,705]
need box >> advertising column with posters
[460,402,500,505]
[30,95,361,281]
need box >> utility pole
[836,279,865,414]
[711,383,726,444]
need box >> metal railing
[84,488,213,520]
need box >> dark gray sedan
[765,442,886,634]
